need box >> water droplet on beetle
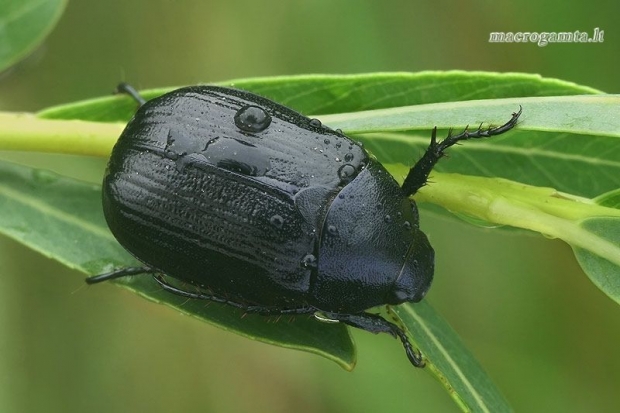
[337,164,356,182]
[270,214,284,229]
[164,129,193,160]
[335,129,343,134]
[327,225,339,236]
[309,118,322,128]
[234,105,272,133]
[335,142,342,149]
[165,150,179,160]
[344,153,354,162]
[403,221,412,230]
[202,138,270,176]
[301,253,317,269]
[323,138,330,145]
[384,214,393,223]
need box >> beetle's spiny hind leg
[401,106,522,197]
[324,311,425,368]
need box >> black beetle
[87,83,521,367]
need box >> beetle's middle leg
[153,275,316,316]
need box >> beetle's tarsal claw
[405,347,425,368]
[431,127,438,144]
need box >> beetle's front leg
[401,106,522,197]
[324,312,425,367]
[152,275,316,316]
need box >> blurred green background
[0,0,618,412]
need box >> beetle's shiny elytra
[88,83,522,368]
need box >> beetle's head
[385,228,434,305]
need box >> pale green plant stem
[413,172,620,267]
[0,113,123,157]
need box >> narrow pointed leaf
[573,217,620,303]
[391,302,511,413]
[37,71,600,122]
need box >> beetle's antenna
[116,82,147,107]
[401,106,522,197]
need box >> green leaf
[323,95,617,136]
[0,0,67,72]
[573,217,620,302]
[595,188,620,209]
[391,302,511,413]
[0,160,356,370]
[37,71,600,122]
[225,71,601,113]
